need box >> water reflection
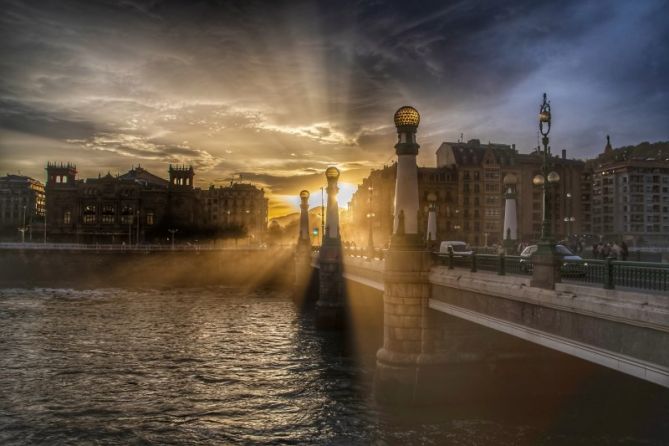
[0,287,667,445]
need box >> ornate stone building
[44,163,267,243]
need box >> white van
[439,241,473,256]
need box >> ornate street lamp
[537,93,560,243]
[563,216,576,237]
[366,185,375,258]
[531,93,561,289]
[563,192,575,238]
[168,228,178,250]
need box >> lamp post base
[530,242,560,289]
[503,238,517,255]
[316,238,345,329]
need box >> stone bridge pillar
[375,106,444,404]
[294,190,314,306]
[316,167,345,328]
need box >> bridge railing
[433,251,669,293]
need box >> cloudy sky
[1,0,668,216]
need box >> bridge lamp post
[245,209,251,244]
[563,216,575,238]
[366,211,375,258]
[320,186,325,246]
[531,93,561,289]
[367,185,375,257]
[563,192,575,238]
[18,204,27,244]
[168,228,178,251]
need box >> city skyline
[1,0,668,217]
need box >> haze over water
[0,287,667,445]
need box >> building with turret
[43,163,267,243]
[587,137,669,245]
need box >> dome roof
[503,173,518,185]
[393,106,420,128]
[299,190,310,199]
[325,166,340,179]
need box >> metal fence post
[471,251,477,273]
[498,252,505,275]
[448,250,454,270]
[604,256,615,290]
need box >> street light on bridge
[366,185,375,258]
[168,228,178,251]
[531,93,562,289]
[563,192,576,238]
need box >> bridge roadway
[311,253,669,388]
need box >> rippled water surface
[1,287,667,445]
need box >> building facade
[0,174,46,240]
[199,182,269,237]
[347,164,458,247]
[349,139,587,248]
[44,163,267,243]
[588,138,669,245]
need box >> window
[146,211,155,225]
[64,210,71,224]
[102,204,115,224]
[120,205,134,224]
[83,204,96,224]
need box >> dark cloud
[0,100,101,140]
[0,0,668,215]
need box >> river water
[1,287,667,445]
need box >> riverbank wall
[0,248,295,289]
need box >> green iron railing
[334,244,669,292]
[433,251,669,293]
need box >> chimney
[562,149,566,160]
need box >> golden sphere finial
[394,106,420,129]
[503,173,518,185]
[299,190,310,199]
[325,166,340,180]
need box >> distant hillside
[270,208,323,227]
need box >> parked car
[519,244,588,277]
[439,241,473,257]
